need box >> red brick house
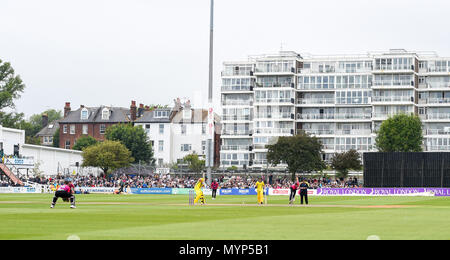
[59,101,137,149]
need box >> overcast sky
[1,0,450,118]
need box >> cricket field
[0,194,449,240]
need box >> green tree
[105,123,154,164]
[29,109,62,129]
[267,133,326,180]
[375,113,423,152]
[0,59,25,111]
[183,153,205,173]
[0,59,26,128]
[82,140,134,175]
[73,135,98,151]
[52,127,60,148]
[330,149,362,180]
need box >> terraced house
[220,49,450,169]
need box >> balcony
[422,114,450,120]
[222,115,252,121]
[221,70,254,77]
[297,114,335,120]
[255,112,294,120]
[373,81,415,88]
[297,113,372,120]
[222,100,253,106]
[418,83,450,90]
[335,129,373,135]
[221,85,253,92]
[298,84,336,91]
[254,128,294,135]
[222,130,252,136]
[254,98,294,105]
[372,96,414,103]
[221,145,251,151]
[426,146,450,151]
[253,159,268,165]
[299,129,335,135]
[424,129,450,135]
[297,98,335,105]
[334,114,372,120]
[421,98,450,105]
[255,83,295,89]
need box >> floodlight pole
[206,0,214,186]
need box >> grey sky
[1,0,449,118]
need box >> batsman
[194,177,206,205]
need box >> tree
[82,140,134,175]
[183,153,205,173]
[105,123,154,164]
[73,135,98,151]
[330,149,362,180]
[0,59,26,129]
[0,59,25,111]
[28,109,62,129]
[52,127,60,147]
[267,133,326,180]
[375,113,423,152]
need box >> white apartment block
[220,49,450,169]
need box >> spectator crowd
[14,174,361,189]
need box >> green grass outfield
[0,193,449,240]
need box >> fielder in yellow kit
[194,178,206,205]
[255,178,265,205]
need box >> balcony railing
[372,96,414,103]
[424,129,450,135]
[253,159,268,165]
[222,130,252,136]
[373,81,414,87]
[221,70,254,77]
[427,146,450,151]
[221,85,253,92]
[300,129,335,135]
[297,98,335,105]
[422,98,450,104]
[297,84,336,91]
[419,83,450,90]
[297,113,372,120]
[423,114,450,120]
[255,83,294,89]
[222,115,252,121]
[222,100,253,106]
[254,98,294,104]
[221,145,251,151]
[254,128,293,135]
[255,113,294,120]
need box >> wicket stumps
[189,190,195,205]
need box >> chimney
[138,103,144,118]
[64,102,71,117]
[42,113,49,128]
[130,100,137,121]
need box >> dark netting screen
[364,152,450,188]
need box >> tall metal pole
[206,0,214,185]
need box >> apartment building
[220,49,450,169]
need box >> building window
[159,124,164,134]
[49,136,53,143]
[100,124,106,135]
[181,124,187,135]
[101,108,110,120]
[155,110,169,118]
[158,159,164,167]
[202,141,206,154]
[81,108,89,120]
[202,124,206,135]
[44,136,48,144]
[65,140,71,149]
[159,140,164,152]
[145,124,150,134]
[82,124,88,135]
[63,125,68,134]
[181,144,192,152]
[70,125,75,135]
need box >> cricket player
[51,180,76,209]
[289,178,300,204]
[194,177,206,205]
[299,179,310,205]
[255,178,265,205]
